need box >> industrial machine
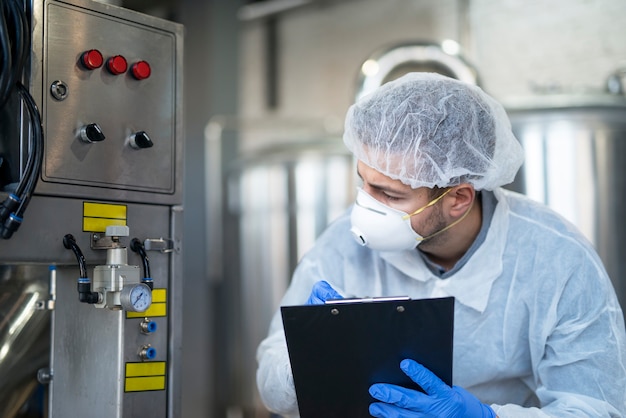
[0,0,184,417]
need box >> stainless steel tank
[208,124,356,415]
[505,94,626,313]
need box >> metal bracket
[91,226,130,250]
[143,237,175,253]
[36,299,55,310]
[90,233,116,250]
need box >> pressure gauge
[120,283,152,312]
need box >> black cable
[0,0,13,106]
[63,234,88,279]
[130,238,151,279]
[14,81,42,214]
[0,0,41,239]
[1,0,30,108]
[13,82,40,198]
[63,234,100,304]
[1,81,42,238]
[6,0,24,76]
[14,0,29,79]
[0,0,28,108]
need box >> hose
[0,0,43,240]
[63,234,100,304]
[63,234,88,279]
[0,0,29,108]
[130,238,153,289]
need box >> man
[256,72,626,417]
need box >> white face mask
[350,187,452,252]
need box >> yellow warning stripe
[126,288,167,318]
[82,202,127,232]
[83,202,127,218]
[125,362,167,392]
[126,361,166,377]
[83,217,126,232]
[125,376,166,392]
[151,288,167,303]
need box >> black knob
[129,131,154,149]
[79,123,105,143]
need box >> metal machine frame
[0,1,184,416]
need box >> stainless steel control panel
[32,0,183,204]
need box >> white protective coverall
[256,187,626,418]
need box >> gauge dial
[121,283,152,312]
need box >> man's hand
[369,359,496,418]
[305,280,343,305]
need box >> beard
[415,204,449,251]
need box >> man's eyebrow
[356,168,407,195]
[370,183,407,195]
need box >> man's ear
[447,184,476,217]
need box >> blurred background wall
[110,0,626,416]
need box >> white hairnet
[343,72,524,190]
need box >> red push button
[131,61,151,80]
[80,49,104,70]
[106,55,128,75]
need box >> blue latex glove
[369,359,496,418]
[305,280,343,305]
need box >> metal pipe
[237,0,312,21]
[0,264,50,418]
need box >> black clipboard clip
[325,296,410,304]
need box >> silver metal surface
[213,133,356,414]
[0,0,184,416]
[144,237,175,252]
[0,265,51,418]
[51,283,129,418]
[355,41,479,101]
[30,0,184,205]
[506,95,626,313]
[166,204,183,418]
[47,199,175,417]
[0,194,181,417]
[237,0,313,20]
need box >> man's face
[356,161,447,246]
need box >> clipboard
[281,296,454,418]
